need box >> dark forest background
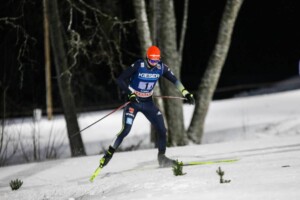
[1,0,299,118]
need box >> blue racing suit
[110,59,187,154]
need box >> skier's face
[148,59,159,67]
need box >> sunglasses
[148,59,159,64]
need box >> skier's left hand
[185,93,195,105]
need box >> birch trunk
[47,0,86,156]
[188,0,244,143]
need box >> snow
[1,89,300,200]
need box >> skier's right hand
[128,93,139,103]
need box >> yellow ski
[89,166,103,182]
[183,159,239,166]
[90,157,107,182]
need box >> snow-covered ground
[1,89,300,200]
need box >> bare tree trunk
[148,0,167,147]
[43,0,53,120]
[159,0,187,146]
[47,0,86,156]
[178,0,189,66]
[132,0,152,50]
[187,0,244,143]
[132,0,166,147]
[0,87,8,154]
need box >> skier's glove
[184,92,195,105]
[128,93,139,103]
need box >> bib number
[138,82,154,90]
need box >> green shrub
[216,167,231,183]
[10,179,23,190]
[172,160,186,176]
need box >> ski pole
[153,95,186,100]
[71,101,130,139]
[72,96,185,138]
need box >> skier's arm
[162,64,195,104]
[116,63,138,94]
[162,65,189,96]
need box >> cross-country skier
[100,45,195,168]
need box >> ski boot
[100,146,115,168]
[158,153,176,168]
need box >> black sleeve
[162,64,179,84]
[161,63,188,95]
[116,62,138,94]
